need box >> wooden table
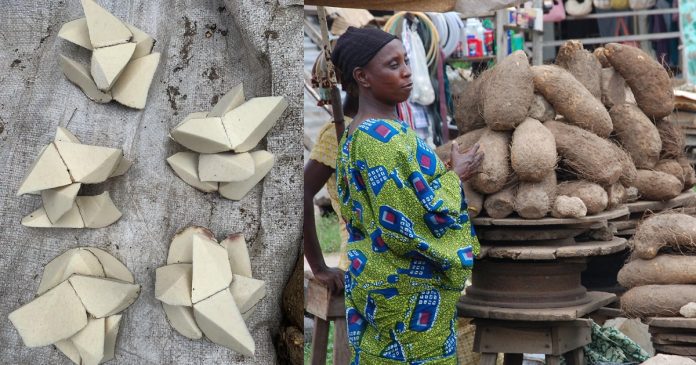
[306,277,350,365]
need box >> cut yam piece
[59,55,112,103]
[84,247,134,283]
[90,42,136,91]
[37,247,105,295]
[167,152,218,193]
[162,303,202,340]
[218,150,275,200]
[111,52,160,109]
[58,18,93,50]
[191,235,233,304]
[55,141,122,184]
[55,127,81,144]
[68,275,140,318]
[220,234,253,278]
[155,264,193,306]
[193,289,255,356]
[109,156,132,177]
[102,314,122,363]
[81,0,132,48]
[17,144,72,196]
[229,275,266,314]
[71,317,105,365]
[21,204,85,229]
[75,192,122,228]
[55,339,82,364]
[8,281,88,347]
[198,152,254,182]
[41,183,81,223]
[167,226,217,264]
[169,116,232,153]
[222,96,288,152]
[125,23,155,59]
[209,83,245,118]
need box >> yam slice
[55,141,122,184]
[161,303,202,340]
[71,317,105,365]
[21,204,85,229]
[229,275,266,314]
[37,248,105,295]
[90,42,136,91]
[125,23,155,59]
[81,0,132,48]
[209,83,245,118]
[191,235,232,304]
[111,52,160,109]
[41,183,81,223]
[59,55,112,103]
[167,226,217,264]
[17,144,72,196]
[55,339,82,364]
[58,18,93,50]
[220,233,252,278]
[193,289,255,356]
[84,247,134,283]
[218,150,274,200]
[55,127,81,144]
[169,116,232,153]
[8,281,88,347]
[198,152,254,182]
[167,152,218,193]
[108,156,132,177]
[68,275,140,318]
[222,96,288,152]
[155,264,193,306]
[75,192,122,228]
[102,314,122,363]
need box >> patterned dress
[336,118,479,364]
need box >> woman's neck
[349,94,399,134]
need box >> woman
[331,26,484,364]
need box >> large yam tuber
[527,94,555,121]
[555,40,602,99]
[618,255,696,289]
[463,182,483,218]
[470,129,511,194]
[600,67,626,109]
[621,285,696,318]
[435,128,484,163]
[532,65,613,137]
[604,43,674,119]
[511,118,557,182]
[606,183,627,209]
[609,104,662,169]
[657,118,686,160]
[593,47,610,68]
[551,195,587,218]
[634,169,682,201]
[514,172,556,219]
[632,213,696,259]
[678,157,696,190]
[610,143,637,187]
[454,73,488,134]
[556,180,608,215]
[484,184,517,219]
[655,159,686,185]
[482,51,534,131]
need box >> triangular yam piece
[8,281,88,347]
[42,183,81,223]
[222,96,288,152]
[191,235,232,303]
[21,204,85,229]
[59,55,112,103]
[198,152,254,182]
[229,275,266,314]
[58,18,93,50]
[219,150,274,200]
[111,52,160,109]
[84,247,134,283]
[166,152,218,193]
[55,127,81,143]
[91,43,136,91]
[55,141,121,184]
[17,143,72,196]
[170,116,232,153]
[220,234,253,278]
[209,84,245,118]
[124,23,155,59]
[108,156,132,177]
[162,303,202,340]
[75,192,122,228]
[81,0,132,48]
[102,314,122,363]
[193,289,255,356]
[37,247,105,295]
[71,317,105,365]
[55,339,82,364]
[155,264,193,306]
[68,275,140,318]
[167,226,216,264]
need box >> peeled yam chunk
[209,83,245,118]
[632,213,696,260]
[108,156,132,177]
[222,96,288,152]
[469,129,511,194]
[510,118,556,182]
[556,180,608,215]
[75,192,122,228]
[111,52,160,109]
[170,116,232,154]
[69,275,140,318]
[71,317,105,365]
[55,340,82,364]
[198,152,254,182]
[58,18,93,50]
[55,127,81,144]
[193,289,255,356]
[608,104,661,169]
[551,195,587,218]
[229,274,266,314]
[17,143,72,196]
[8,281,88,347]
[634,169,682,201]
[37,248,105,295]
[167,226,217,264]
[59,55,112,103]
[162,303,202,340]
[22,204,85,229]
[55,141,122,184]
[90,42,136,91]
[84,247,134,283]
[191,235,233,304]
[102,314,122,362]
[167,152,218,193]
[218,150,275,200]
[221,234,253,277]
[125,23,155,59]
[41,183,81,223]
[155,264,193,306]
[81,0,132,48]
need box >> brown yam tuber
[621,285,696,318]
[551,195,587,218]
[470,129,511,194]
[555,40,602,99]
[678,157,696,190]
[482,51,533,131]
[556,180,608,215]
[618,255,696,289]
[483,184,517,219]
[463,182,483,218]
[600,67,626,109]
[454,72,489,134]
[593,47,610,68]
[527,94,556,121]
[655,159,686,185]
[514,171,556,219]
[657,118,686,160]
[632,213,696,259]
[609,103,662,169]
[606,183,627,210]
[435,128,484,163]
[634,169,682,201]
[610,143,638,187]
[510,118,557,182]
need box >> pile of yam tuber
[441,42,694,220]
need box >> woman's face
[355,39,412,104]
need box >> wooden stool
[306,277,350,365]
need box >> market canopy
[305,0,524,17]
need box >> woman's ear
[353,67,370,89]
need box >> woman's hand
[450,141,484,181]
[313,266,345,294]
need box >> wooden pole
[317,6,346,141]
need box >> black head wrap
[331,26,398,88]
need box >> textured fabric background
[0,0,302,363]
